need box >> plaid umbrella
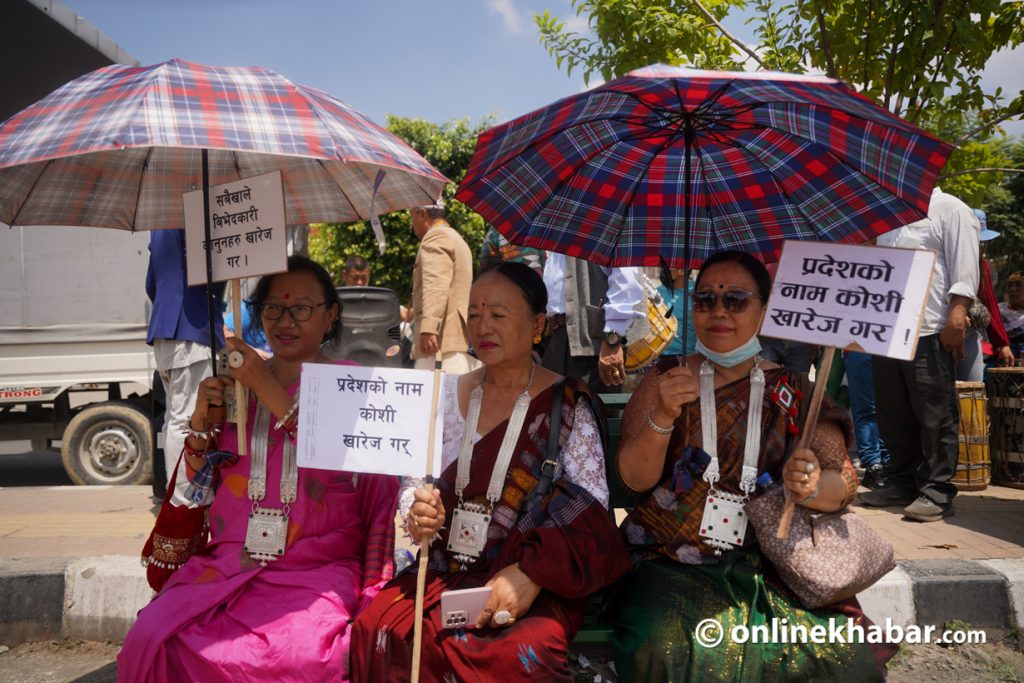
[0,58,448,229]
[0,58,449,372]
[456,65,953,268]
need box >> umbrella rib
[316,157,362,220]
[130,146,155,232]
[7,159,52,228]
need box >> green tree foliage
[981,140,1024,290]
[309,116,492,302]
[535,0,1024,139]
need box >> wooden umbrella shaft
[411,353,444,683]
[776,346,835,538]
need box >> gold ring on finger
[802,473,809,482]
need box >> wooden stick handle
[776,346,835,539]
[231,279,247,456]
[411,353,444,683]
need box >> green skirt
[609,550,891,683]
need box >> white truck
[0,225,157,485]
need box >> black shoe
[861,464,889,490]
[859,487,916,507]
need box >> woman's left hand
[476,563,541,629]
[783,448,821,504]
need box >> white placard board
[297,363,444,479]
[184,171,288,286]
[760,241,936,360]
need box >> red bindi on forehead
[283,293,290,300]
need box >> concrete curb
[1,557,1022,646]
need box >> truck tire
[61,402,154,486]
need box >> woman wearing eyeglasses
[609,251,892,682]
[119,255,399,683]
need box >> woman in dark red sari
[351,263,631,682]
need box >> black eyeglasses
[692,289,761,313]
[258,302,328,322]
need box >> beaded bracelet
[646,412,675,435]
[274,401,299,431]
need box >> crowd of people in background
[124,186,1023,682]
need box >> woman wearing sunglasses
[609,250,892,682]
[120,255,399,683]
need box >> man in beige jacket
[410,201,480,373]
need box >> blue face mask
[695,335,762,368]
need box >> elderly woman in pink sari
[118,256,399,682]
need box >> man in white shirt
[860,188,979,522]
[541,253,644,392]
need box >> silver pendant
[698,489,748,554]
[244,506,288,565]
[447,505,490,559]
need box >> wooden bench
[573,392,633,645]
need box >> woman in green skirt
[611,250,895,682]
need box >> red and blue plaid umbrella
[456,65,953,268]
[0,58,448,229]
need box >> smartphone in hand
[440,586,492,629]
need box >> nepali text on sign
[760,240,935,360]
[183,170,287,285]
[297,363,443,478]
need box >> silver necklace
[244,394,299,566]
[698,356,764,554]
[447,365,536,569]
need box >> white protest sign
[297,363,443,478]
[760,240,936,360]
[184,170,288,286]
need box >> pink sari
[118,361,398,682]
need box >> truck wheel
[61,402,154,486]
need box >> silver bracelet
[646,412,675,435]
[182,423,220,441]
[801,486,819,504]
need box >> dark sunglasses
[692,289,761,313]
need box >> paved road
[0,442,73,488]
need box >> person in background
[965,209,1013,372]
[146,229,226,506]
[409,199,480,373]
[844,350,889,489]
[999,271,1024,356]
[759,262,816,376]
[655,267,696,358]
[478,223,546,276]
[342,255,371,287]
[541,253,644,393]
[861,188,980,522]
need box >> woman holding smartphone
[351,263,631,682]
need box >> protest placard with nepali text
[297,363,444,478]
[184,171,287,286]
[760,241,935,360]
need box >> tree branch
[937,167,1024,180]
[814,5,837,78]
[689,0,769,69]
[955,107,1024,147]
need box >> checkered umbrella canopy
[456,65,953,268]
[0,59,448,229]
